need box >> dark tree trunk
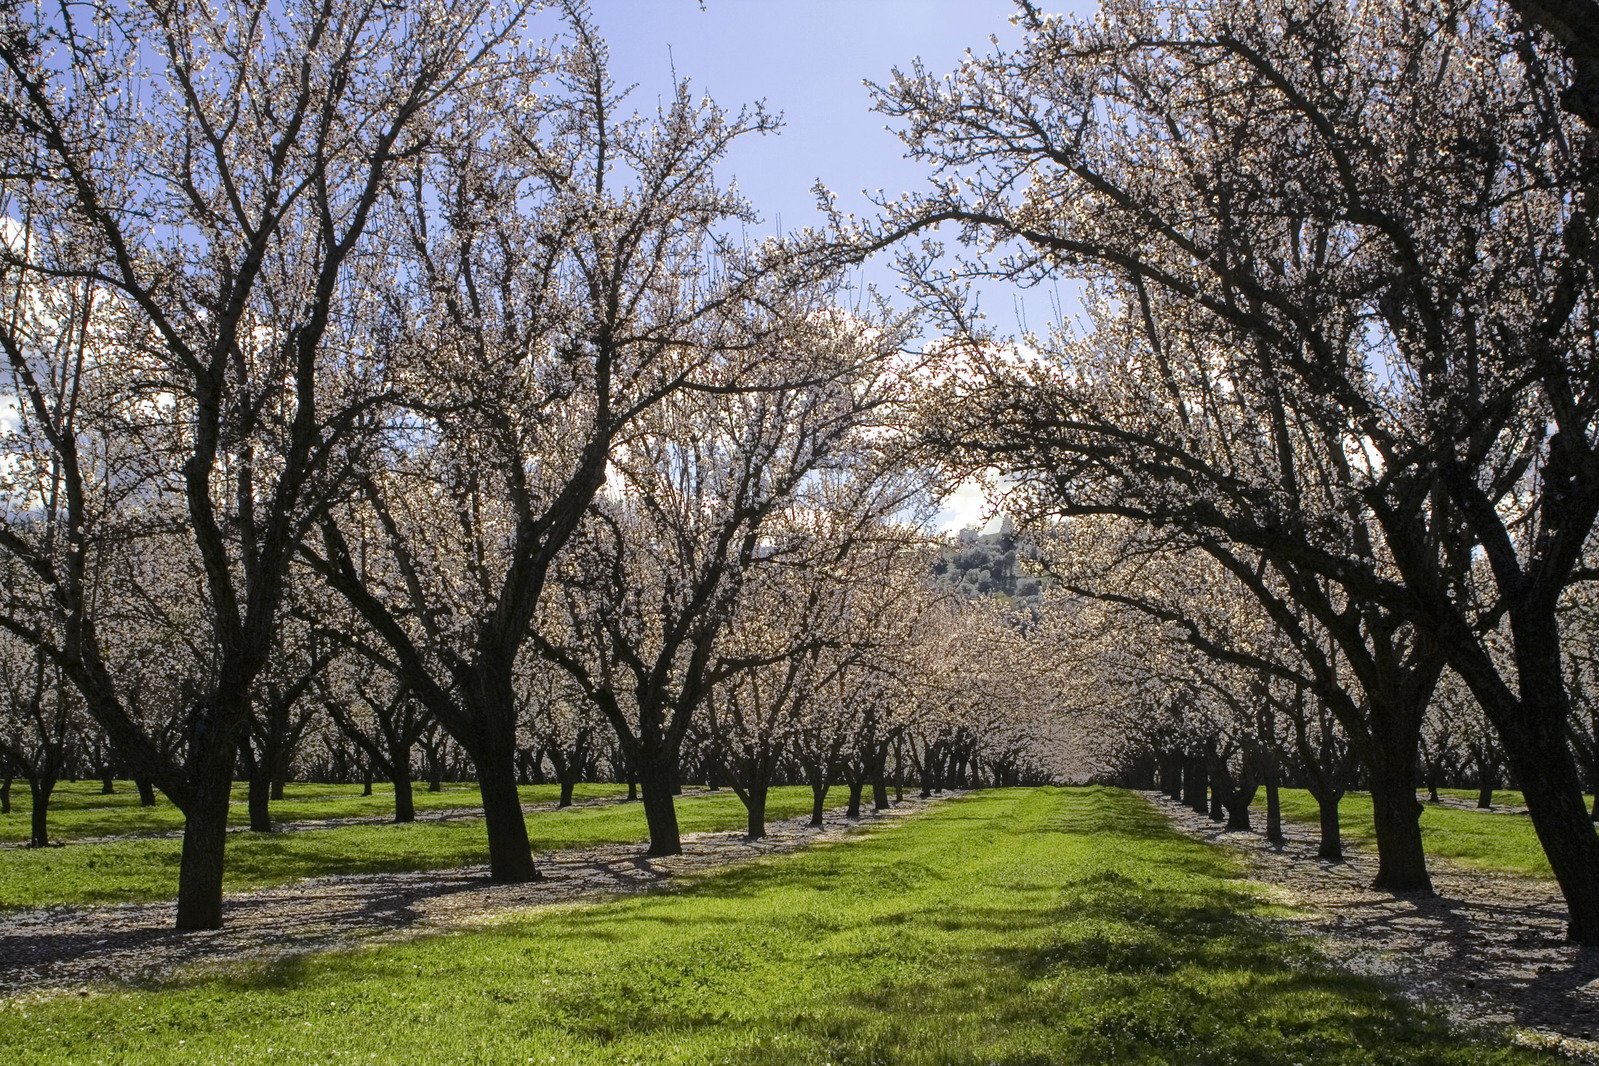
[269,778,285,802]
[743,782,768,840]
[1183,755,1207,813]
[638,750,682,857]
[477,741,539,882]
[1223,785,1257,832]
[1316,792,1344,861]
[1368,755,1432,893]
[1477,783,1494,810]
[28,778,54,848]
[393,767,415,824]
[1591,789,1598,823]
[135,777,156,807]
[99,771,114,795]
[247,773,272,832]
[362,766,373,796]
[558,777,575,809]
[809,779,828,828]
[846,779,864,819]
[1265,775,1284,846]
[175,755,235,931]
[1503,721,1599,943]
[1,777,11,814]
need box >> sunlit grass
[0,780,627,844]
[1276,789,1554,879]
[0,788,1548,1064]
[0,786,826,909]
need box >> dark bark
[1316,792,1344,861]
[135,777,155,806]
[1,777,11,814]
[27,777,54,848]
[99,771,114,795]
[846,779,864,819]
[1368,753,1432,893]
[743,782,768,840]
[638,751,682,856]
[175,754,235,931]
[1264,775,1283,846]
[392,766,415,823]
[809,779,828,828]
[1477,784,1494,810]
[558,778,575,808]
[477,740,538,882]
[247,773,272,832]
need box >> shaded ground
[1147,792,1599,1061]
[0,794,944,998]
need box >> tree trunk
[638,749,682,857]
[1505,726,1599,943]
[1477,783,1494,810]
[175,756,235,931]
[743,782,768,840]
[1368,757,1432,893]
[269,778,285,802]
[1183,755,1207,813]
[393,767,415,824]
[136,777,156,806]
[558,776,576,809]
[846,779,864,819]
[809,779,828,828]
[99,771,114,795]
[871,756,890,810]
[1,777,11,814]
[28,777,54,848]
[362,766,373,796]
[1316,791,1343,861]
[1222,784,1256,832]
[476,741,538,882]
[1264,775,1284,845]
[247,773,272,832]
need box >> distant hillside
[931,519,1044,604]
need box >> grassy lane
[1276,789,1554,880]
[0,781,629,844]
[0,787,832,909]
[0,788,1551,1064]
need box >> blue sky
[591,2,1022,238]
[589,2,1071,531]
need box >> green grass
[0,788,1550,1064]
[1276,789,1554,879]
[0,780,628,844]
[0,786,833,909]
